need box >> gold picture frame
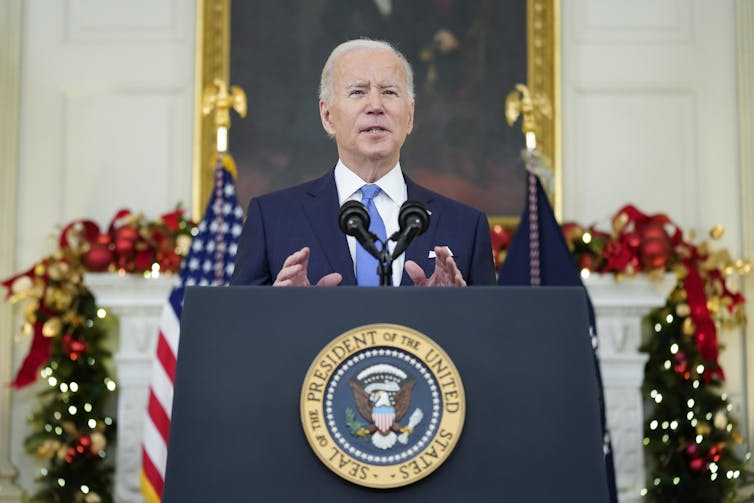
[193,0,560,225]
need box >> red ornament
[134,249,154,271]
[688,456,707,474]
[115,226,139,243]
[61,334,87,361]
[83,243,113,272]
[639,222,671,270]
[684,443,699,457]
[672,351,688,375]
[560,222,583,247]
[707,444,722,462]
[578,254,598,271]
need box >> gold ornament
[90,431,107,453]
[61,421,77,435]
[696,422,712,436]
[42,317,62,338]
[84,491,102,503]
[176,234,192,256]
[36,439,62,459]
[675,303,691,317]
[48,261,70,281]
[613,212,629,234]
[34,263,46,277]
[714,410,728,429]
[11,275,32,294]
[709,225,725,240]
[682,317,696,336]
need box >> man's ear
[407,99,415,135]
[320,100,336,137]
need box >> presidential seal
[300,324,465,489]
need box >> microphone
[390,200,430,258]
[338,200,381,258]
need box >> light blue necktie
[356,184,387,286]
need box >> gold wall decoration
[193,0,560,221]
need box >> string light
[582,232,592,243]
[70,382,78,392]
[59,383,68,392]
[96,308,107,319]
[687,398,695,407]
[654,323,662,332]
[670,343,679,354]
[57,478,65,487]
[105,378,117,391]
[666,314,674,323]
[88,419,97,429]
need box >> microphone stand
[377,244,392,287]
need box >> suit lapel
[401,177,440,285]
[301,170,357,285]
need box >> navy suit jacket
[230,170,496,286]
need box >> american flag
[140,156,244,502]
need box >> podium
[163,287,610,502]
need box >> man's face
[320,48,414,173]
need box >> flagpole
[141,78,247,503]
[505,83,550,286]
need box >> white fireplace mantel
[585,273,676,502]
[86,272,673,503]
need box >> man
[231,39,495,287]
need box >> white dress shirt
[334,160,408,286]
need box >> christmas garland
[2,208,194,503]
[5,202,750,501]
[493,204,751,501]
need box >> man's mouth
[361,126,389,134]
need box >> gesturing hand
[273,247,342,287]
[404,246,466,287]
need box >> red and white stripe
[141,297,181,502]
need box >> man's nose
[366,90,384,113]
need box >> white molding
[0,0,24,498]
[737,0,754,449]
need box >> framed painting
[193,0,559,225]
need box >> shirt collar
[334,160,406,205]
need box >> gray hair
[319,39,415,106]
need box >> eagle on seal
[348,378,416,448]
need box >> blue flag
[498,173,618,503]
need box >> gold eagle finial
[505,83,551,150]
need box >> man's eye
[383,90,397,96]
[349,90,364,96]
